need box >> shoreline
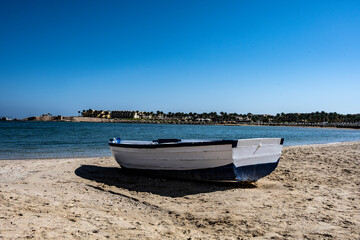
[1,140,360,161]
[0,141,359,239]
[3,118,360,130]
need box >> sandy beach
[0,142,359,239]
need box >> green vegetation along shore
[3,110,359,129]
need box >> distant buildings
[82,110,111,118]
[77,109,360,127]
[0,117,12,121]
[3,109,359,129]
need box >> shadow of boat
[75,165,256,198]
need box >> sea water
[0,121,360,159]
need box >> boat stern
[232,138,284,182]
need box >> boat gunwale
[109,140,238,148]
[108,138,284,149]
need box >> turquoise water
[1,121,360,159]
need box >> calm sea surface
[1,121,360,159]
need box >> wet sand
[0,142,359,239]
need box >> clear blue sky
[1,0,359,118]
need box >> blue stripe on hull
[120,159,279,182]
[233,160,280,182]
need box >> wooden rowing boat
[108,138,284,182]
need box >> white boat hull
[109,138,283,182]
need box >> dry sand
[0,142,359,239]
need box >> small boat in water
[108,138,284,182]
